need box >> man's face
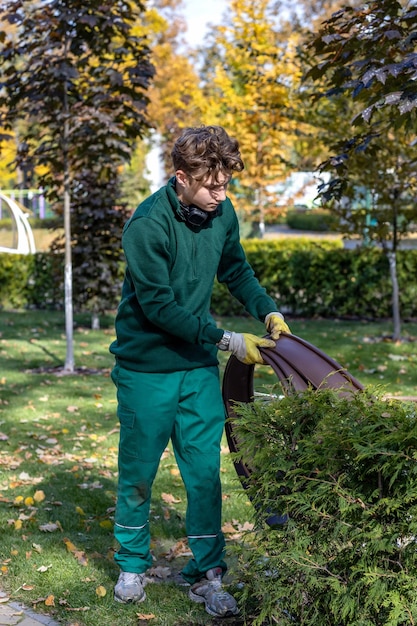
[176,171,231,212]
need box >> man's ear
[175,170,188,187]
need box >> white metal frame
[0,192,36,254]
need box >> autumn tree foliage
[195,0,303,232]
[137,0,207,178]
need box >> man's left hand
[265,312,291,340]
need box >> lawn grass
[0,310,416,626]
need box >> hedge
[1,240,417,319]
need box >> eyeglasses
[189,175,232,194]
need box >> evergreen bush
[232,386,417,625]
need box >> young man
[109,125,290,618]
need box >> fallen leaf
[95,585,107,597]
[99,520,113,530]
[161,492,181,504]
[74,551,88,567]
[39,521,62,533]
[136,613,156,621]
[63,538,77,553]
[45,595,55,606]
[165,539,192,561]
[147,566,171,579]
[33,490,46,503]
[222,522,237,534]
[37,564,52,573]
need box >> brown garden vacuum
[222,332,364,525]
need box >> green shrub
[0,253,35,309]
[29,216,61,229]
[286,208,339,232]
[232,387,417,625]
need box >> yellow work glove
[228,332,276,365]
[264,311,291,340]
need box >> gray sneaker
[114,571,146,603]
[189,567,239,617]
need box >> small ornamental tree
[303,0,417,341]
[0,0,154,366]
[232,386,417,626]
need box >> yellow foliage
[198,0,306,220]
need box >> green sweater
[109,178,278,373]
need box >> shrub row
[286,208,338,232]
[1,240,417,319]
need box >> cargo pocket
[117,404,139,458]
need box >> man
[109,125,290,618]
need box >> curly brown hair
[171,125,244,182]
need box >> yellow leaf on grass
[14,520,22,530]
[11,549,18,556]
[1,565,8,574]
[63,538,77,553]
[76,506,85,515]
[95,585,107,597]
[136,613,156,621]
[170,468,180,476]
[99,520,112,530]
[24,497,34,507]
[33,490,46,503]
[14,496,24,505]
[44,595,55,606]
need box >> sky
[182,0,227,47]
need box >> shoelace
[208,579,230,599]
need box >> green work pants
[111,363,227,584]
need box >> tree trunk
[91,312,100,330]
[63,59,74,373]
[387,250,401,341]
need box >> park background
[1,0,417,624]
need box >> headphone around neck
[179,201,211,226]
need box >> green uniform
[110,177,277,582]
